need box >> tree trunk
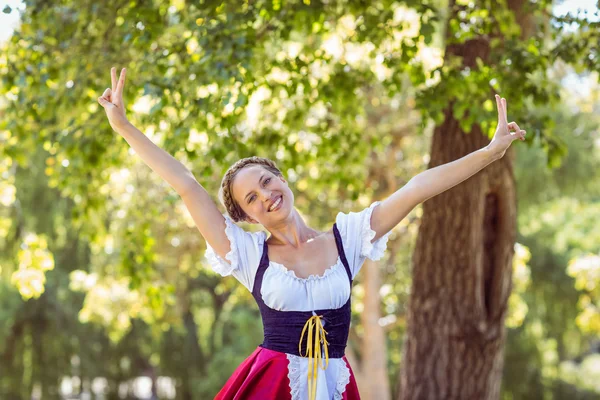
[357,109,416,399]
[354,86,419,399]
[361,259,391,400]
[399,111,516,400]
[398,1,531,398]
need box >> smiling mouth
[268,195,283,212]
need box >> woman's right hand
[98,67,130,131]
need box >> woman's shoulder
[335,202,381,228]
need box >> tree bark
[398,0,531,398]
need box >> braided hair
[218,156,283,222]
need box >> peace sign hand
[97,67,130,132]
[487,94,526,159]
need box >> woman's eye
[248,178,271,203]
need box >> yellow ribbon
[299,314,330,400]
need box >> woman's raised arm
[97,67,232,260]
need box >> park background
[0,0,599,399]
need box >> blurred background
[0,0,599,399]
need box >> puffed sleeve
[204,214,267,292]
[335,201,392,279]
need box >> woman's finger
[111,67,117,92]
[495,95,503,121]
[508,121,521,132]
[502,97,507,120]
[98,96,114,109]
[102,88,112,100]
[116,68,126,97]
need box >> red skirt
[215,346,361,400]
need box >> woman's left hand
[486,94,526,159]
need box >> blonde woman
[98,67,526,400]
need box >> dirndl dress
[205,202,391,400]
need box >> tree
[399,0,599,399]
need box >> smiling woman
[218,156,286,223]
[205,157,391,400]
[97,67,524,400]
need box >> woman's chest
[267,232,339,279]
[260,262,351,312]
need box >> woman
[98,67,526,400]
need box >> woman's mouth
[268,195,283,212]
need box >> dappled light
[0,0,599,399]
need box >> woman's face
[231,165,294,225]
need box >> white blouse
[205,201,391,399]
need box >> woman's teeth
[269,196,282,212]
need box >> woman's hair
[218,156,283,222]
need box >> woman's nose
[260,190,272,203]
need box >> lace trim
[360,201,391,261]
[269,256,343,282]
[286,353,302,400]
[286,355,350,399]
[204,214,240,276]
[334,359,351,400]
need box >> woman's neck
[265,209,322,249]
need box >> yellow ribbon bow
[299,314,330,400]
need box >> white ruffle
[359,201,391,261]
[204,214,240,276]
[334,360,351,400]
[286,353,302,399]
[269,256,342,282]
[261,258,352,311]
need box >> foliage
[502,81,600,398]
[1,0,599,398]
